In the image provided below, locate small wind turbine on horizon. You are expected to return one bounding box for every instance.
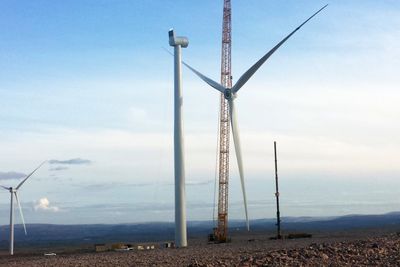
[0,161,46,255]
[181,5,328,231]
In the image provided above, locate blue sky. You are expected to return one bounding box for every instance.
[0,0,400,225]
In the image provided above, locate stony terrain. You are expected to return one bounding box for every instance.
[1,231,400,266]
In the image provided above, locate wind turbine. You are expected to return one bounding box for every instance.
[182,5,328,231]
[169,29,189,248]
[0,161,46,255]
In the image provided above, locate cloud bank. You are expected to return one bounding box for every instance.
[48,158,92,165]
[49,166,69,171]
[0,171,26,180]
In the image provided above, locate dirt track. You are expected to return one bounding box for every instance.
[1,231,400,266]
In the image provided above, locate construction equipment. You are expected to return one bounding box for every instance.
[195,2,328,243]
[208,0,232,243]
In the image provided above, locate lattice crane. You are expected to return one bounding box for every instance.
[211,0,232,243]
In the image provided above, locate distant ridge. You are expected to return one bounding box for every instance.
[1,212,400,248]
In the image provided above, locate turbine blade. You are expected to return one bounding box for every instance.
[228,99,249,231]
[162,46,174,57]
[232,4,328,93]
[1,185,9,190]
[14,192,27,235]
[181,61,226,94]
[163,46,226,93]
[16,161,46,190]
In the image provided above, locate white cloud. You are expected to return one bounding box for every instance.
[34,198,59,212]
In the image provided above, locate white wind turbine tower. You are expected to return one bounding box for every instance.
[169,29,189,247]
[0,161,46,255]
[182,5,328,230]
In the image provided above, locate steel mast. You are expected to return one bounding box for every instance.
[213,0,232,243]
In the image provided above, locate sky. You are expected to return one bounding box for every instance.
[0,0,399,225]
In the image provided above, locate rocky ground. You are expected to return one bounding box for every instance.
[1,231,400,266]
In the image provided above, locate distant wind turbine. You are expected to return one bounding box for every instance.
[181,5,328,230]
[0,161,46,255]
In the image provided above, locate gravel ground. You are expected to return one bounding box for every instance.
[1,232,400,266]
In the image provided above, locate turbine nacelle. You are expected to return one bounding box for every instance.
[169,29,189,48]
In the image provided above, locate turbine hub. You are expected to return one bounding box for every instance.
[224,89,232,100]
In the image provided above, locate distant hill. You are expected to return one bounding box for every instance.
[1,212,400,249]
[251,211,400,231]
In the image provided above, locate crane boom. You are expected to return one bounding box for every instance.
[213,0,232,243]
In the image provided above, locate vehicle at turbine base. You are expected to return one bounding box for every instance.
[44,253,57,256]
[111,243,130,250]
[114,247,133,252]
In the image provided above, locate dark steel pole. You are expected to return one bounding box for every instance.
[274,141,281,239]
